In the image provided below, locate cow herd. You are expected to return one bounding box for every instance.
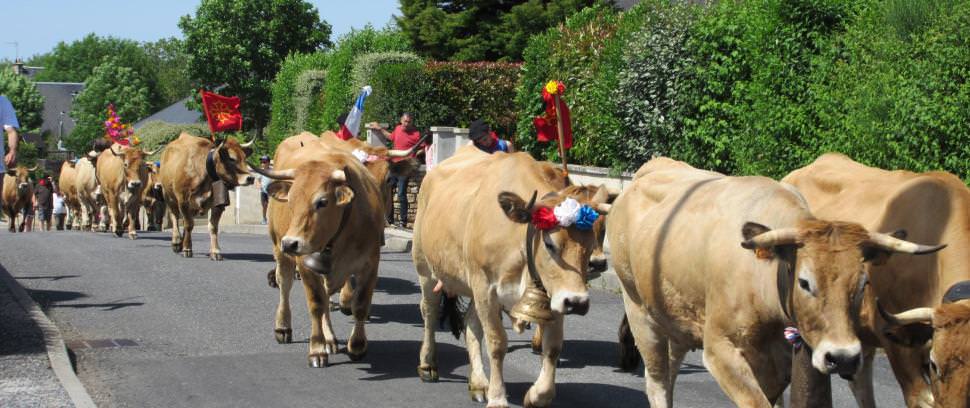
[2,130,968,408]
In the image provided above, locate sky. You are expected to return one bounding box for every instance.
[0,0,401,61]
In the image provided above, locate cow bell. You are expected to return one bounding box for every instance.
[302,248,333,275]
[509,283,553,327]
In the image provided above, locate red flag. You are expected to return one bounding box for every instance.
[201,90,243,135]
[533,80,573,150]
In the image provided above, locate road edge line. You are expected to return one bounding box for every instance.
[0,266,98,408]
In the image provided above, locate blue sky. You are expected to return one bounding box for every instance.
[0,0,401,61]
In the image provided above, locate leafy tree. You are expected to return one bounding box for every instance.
[396,0,607,61]
[66,58,151,153]
[143,38,194,106]
[0,69,45,131]
[178,0,333,137]
[30,34,164,110]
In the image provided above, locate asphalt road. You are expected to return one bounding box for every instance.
[0,230,908,407]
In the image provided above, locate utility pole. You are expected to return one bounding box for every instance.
[4,42,19,61]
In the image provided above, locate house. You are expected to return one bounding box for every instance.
[133,96,203,129]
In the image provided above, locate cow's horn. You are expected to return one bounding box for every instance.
[741,228,800,249]
[26,165,38,172]
[387,149,410,158]
[142,146,162,156]
[526,190,538,211]
[249,166,294,180]
[878,299,934,325]
[867,232,946,255]
[330,169,346,182]
[240,135,256,148]
[87,150,98,159]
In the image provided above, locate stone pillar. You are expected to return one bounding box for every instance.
[366,122,390,147]
[429,126,470,165]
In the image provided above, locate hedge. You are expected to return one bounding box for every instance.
[266,52,329,151]
[136,121,210,160]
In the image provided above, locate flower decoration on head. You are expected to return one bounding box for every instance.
[103,104,135,146]
[531,197,600,231]
[531,207,558,230]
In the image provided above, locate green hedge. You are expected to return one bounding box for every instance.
[136,121,210,160]
[364,61,520,137]
[267,52,329,150]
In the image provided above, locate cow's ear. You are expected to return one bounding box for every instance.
[334,185,354,206]
[883,323,934,348]
[497,191,532,223]
[741,222,775,260]
[267,181,291,202]
[863,229,907,265]
[242,146,253,157]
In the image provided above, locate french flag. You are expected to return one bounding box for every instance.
[338,86,372,140]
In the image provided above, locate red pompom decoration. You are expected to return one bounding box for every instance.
[531,207,558,230]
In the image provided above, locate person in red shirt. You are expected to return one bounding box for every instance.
[367,113,426,228]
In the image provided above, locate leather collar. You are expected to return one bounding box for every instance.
[205,149,221,182]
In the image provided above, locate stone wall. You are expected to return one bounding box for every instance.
[389,168,425,229]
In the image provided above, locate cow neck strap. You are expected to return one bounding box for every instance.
[776,246,798,325]
[323,199,353,253]
[205,149,221,182]
[525,223,544,289]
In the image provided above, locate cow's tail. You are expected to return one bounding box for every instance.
[439,295,467,340]
[618,314,642,371]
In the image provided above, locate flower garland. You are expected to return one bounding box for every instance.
[530,198,599,231]
[103,104,140,146]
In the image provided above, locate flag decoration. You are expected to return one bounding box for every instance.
[103,104,138,146]
[338,86,372,140]
[532,80,573,149]
[200,90,243,135]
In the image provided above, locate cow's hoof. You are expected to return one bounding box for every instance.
[274,328,292,344]
[209,252,223,261]
[469,388,487,403]
[171,243,182,253]
[347,350,367,362]
[339,306,353,316]
[347,336,367,361]
[267,270,278,288]
[181,249,193,258]
[523,388,550,408]
[308,353,328,368]
[417,366,439,383]
[114,229,123,237]
[128,232,137,240]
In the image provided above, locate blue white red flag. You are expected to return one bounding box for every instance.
[341,86,372,139]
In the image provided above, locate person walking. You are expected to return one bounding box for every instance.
[52,185,67,230]
[34,177,53,232]
[255,156,272,224]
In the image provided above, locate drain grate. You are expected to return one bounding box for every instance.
[65,339,139,350]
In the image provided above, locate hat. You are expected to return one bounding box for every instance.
[260,155,270,162]
[469,119,490,141]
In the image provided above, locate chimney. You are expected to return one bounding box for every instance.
[12,58,25,75]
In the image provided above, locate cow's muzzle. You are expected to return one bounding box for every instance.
[127,180,142,190]
[564,297,590,315]
[280,237,305,255]
[813,341,862,376]
[589,256,608,273]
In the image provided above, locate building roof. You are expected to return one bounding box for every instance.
[133,96,202,129]
[34,82,84,147]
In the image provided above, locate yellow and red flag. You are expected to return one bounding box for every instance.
[201,90,243,135]
[533,80,573,149]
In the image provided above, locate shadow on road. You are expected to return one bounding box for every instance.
[14,275,80,281]
[352,339,470,383]
[375,276,420,295]
[504,380,647,407]
[222,253,275,263]
[368,302,422,325]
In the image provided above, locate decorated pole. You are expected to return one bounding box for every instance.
[553,92,568,177]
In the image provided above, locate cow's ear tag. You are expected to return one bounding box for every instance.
[334,185,354,206]
[755,248,774,260]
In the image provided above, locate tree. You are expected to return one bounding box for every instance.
[143,38,193,105]
[178,0,333,137]
[397,0,607,61]
[66,59,151,154]
[30,34,165,111]
[0,69,45,131]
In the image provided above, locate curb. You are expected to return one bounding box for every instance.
[0,266,97,408]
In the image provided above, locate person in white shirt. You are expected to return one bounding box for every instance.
[52,187,67,230]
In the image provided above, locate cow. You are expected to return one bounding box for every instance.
[96,144,157,239]
[158,133,254,260]
[2,165,36,232]
[58,161,82,230]
[783,153,968,407]
[252,132,384,367]
[412,145,610,408]
[609,157,943,408]
[73,153,101,231]
[141,161,165,231]
[879,280,970,408]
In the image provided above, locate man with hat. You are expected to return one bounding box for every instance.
[469,119,512,154]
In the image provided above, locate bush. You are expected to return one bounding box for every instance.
[136,121,210,160]
[267,52,329,150]
[318,26,411,134]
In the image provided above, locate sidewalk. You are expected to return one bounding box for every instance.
[0,262,96,408]
[220,224,623,293]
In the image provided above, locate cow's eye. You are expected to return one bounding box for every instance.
[798,278,811,292]
[315,197,328,209]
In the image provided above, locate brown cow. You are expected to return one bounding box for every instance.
[141,161,165,231]
[58,161,81,230]
[254,132,384,367]
[880,280,970,408]
[2,165,35,232]
[412,145,609,408]
[97,144,156,239]
[158,133,254,260]
[783,153,967,407]
[610,157,943,408]
[73,153,101,231]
